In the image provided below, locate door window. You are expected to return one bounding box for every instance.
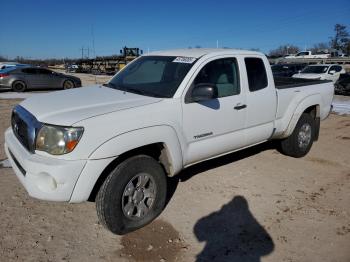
[244,58,268,92]
[36,68,52,75]
[193,58,240,98]
[22,68,37,74]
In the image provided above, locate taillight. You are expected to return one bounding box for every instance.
[0,73,9,78]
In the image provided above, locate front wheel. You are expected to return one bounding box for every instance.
[279,113,315,158]
[96,155,167,235]
[63,80,75,89]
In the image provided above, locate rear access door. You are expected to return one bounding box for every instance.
[241,56,277,144]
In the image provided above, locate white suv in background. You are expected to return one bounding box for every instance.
[292,64,345,82]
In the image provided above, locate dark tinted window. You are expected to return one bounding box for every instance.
[22,68,37,74]
[37,68,52,74]
[297,52,309,56]
[333,66,342,72]
[301,66,329,74]
[194,58,240,97]
[245,58,268,92]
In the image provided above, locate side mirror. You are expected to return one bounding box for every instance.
[329,70,336,75]
[191,83,218,102]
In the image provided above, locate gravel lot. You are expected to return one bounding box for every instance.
[0,73,349,262]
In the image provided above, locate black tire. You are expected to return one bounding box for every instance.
[12,81,26,92]
[280,113,315,158]
[96,155,167,235]
[63,80,75,89]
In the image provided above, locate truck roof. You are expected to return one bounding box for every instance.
[147,48,262,58]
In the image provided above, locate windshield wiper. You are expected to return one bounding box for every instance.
[125,87,165,98]
[104,83,164,98]
[102,82,122,90]
[103,82,116,88]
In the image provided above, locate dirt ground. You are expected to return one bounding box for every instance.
[0,78,349,261]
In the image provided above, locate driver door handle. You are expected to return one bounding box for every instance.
[234,104,247,110]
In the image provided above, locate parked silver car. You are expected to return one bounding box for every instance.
[0,67,82,92]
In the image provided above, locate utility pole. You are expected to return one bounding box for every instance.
[216,40,219,48]
[80,46,84,59]
[91,24,96,58]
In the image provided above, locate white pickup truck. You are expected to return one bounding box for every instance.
[285,51,330,59]
[4,49,334,234]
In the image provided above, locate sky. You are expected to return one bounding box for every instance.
[0,0,349,59]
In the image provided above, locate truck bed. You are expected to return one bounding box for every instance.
[274,76,331,89]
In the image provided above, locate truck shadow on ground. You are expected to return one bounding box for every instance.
[193,196,274,262]
[166,141,278,204]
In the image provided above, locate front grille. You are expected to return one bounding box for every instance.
[12,111,30,150]
[11,105,42,153]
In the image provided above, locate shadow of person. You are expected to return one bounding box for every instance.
[194,196,274,262]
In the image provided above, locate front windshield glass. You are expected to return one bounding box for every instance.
[107,56,196,98]
[301,66,329,74]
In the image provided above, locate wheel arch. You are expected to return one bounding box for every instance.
[11,79,27,89]
[87,142,173,202]
[71,126,183,203]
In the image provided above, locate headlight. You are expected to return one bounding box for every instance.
[36,125,84,155]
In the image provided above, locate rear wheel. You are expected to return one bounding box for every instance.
[280,113,315,158]
[63,80,75,89]
[12,81,26,92]
[96,155,167,235]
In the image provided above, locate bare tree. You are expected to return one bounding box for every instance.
[330,24,349,52]
[268,45,300,57]
[310,42,330,53]
[0,55,7,62]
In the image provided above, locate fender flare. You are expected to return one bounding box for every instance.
[88,125,183,173]
[281,94,320,138]
[69,125,183,203]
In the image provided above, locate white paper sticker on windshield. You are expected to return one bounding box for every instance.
[173,57,196,64]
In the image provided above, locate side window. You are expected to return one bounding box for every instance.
[297,52,308,56]
[22,68,37,74]
[193,58,240,98]
[335,66,342,72]
[244,58,268,92]
[37,69,52,75]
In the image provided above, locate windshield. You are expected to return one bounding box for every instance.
[106,56,196,98]
[301,66,329,74]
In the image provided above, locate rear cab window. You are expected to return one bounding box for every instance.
[244,57,268,92]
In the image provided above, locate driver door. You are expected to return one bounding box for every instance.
[182,57,247,165]
[35,68,56,89]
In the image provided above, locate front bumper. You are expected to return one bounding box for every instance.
[4,128,86,202]
[0,84,11,89]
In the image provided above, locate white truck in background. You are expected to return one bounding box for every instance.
[4,48,334,235]
[285,51,330,59]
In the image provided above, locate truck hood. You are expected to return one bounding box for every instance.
[292,73,323,79]
[20,85,163,126]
